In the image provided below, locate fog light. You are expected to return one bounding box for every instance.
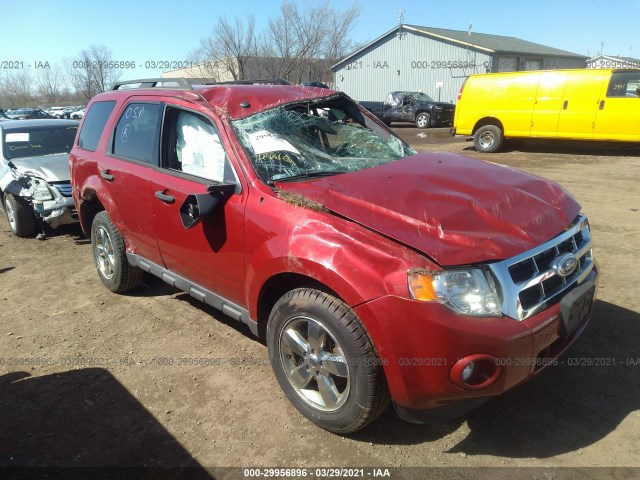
[461,362,475,382]
[450,354,502,390]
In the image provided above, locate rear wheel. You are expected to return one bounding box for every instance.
[3,193,37,237]
[474,125,504,153]
[267,288,389,433]
[91,211,143,292]
[415,112,431,129]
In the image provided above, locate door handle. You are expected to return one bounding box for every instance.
[562,100,568,110]
[155,191,175,204]
[599,100,605,110]
[100,170,114,181]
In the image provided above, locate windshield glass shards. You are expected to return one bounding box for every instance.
[231,97,416,184]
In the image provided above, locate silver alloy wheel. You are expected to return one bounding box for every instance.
[416,114,429,128]
[279,316,350,412]
[94,225,115,279]
[478,130,496,149]
[4,197,16,231]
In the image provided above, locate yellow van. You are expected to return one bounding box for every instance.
[452,69,640,152]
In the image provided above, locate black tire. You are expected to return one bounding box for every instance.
[3,193,37,237]
[91,211,143,292]
[415,112,431,129]
[474,125,504,153]
[267,288,390,433]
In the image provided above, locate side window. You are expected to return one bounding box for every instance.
[112,103,160,164]
[77,101,116,151]
[162,108,227,183]
[607,71,640,98]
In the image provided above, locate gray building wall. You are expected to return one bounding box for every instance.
[334,30,585,104]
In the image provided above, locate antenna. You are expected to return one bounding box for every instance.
[396,8,406,39]
[468,21,472,37]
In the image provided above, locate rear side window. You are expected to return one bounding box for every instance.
[77,101,116,151]
[607,71,640,98]
[112,103,160,164]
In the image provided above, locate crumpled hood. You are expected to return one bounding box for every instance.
[276,153,581,266]
[11,154,70,182]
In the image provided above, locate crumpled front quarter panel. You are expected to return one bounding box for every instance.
[243,186,431,318]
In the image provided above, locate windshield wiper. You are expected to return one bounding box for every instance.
[272,171,344,182]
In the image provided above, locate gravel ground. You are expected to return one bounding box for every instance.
[0,128,638,479]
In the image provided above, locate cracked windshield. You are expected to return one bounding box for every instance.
[232,97,416,184]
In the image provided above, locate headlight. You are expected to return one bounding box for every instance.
[30,178,54,201]
[408,268,502,316]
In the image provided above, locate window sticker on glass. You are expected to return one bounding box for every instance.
[248,130,300,155]
[6,133,30,142]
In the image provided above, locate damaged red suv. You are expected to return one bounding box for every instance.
[70,78,598,433]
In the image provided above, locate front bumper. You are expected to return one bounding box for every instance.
[430,110,455,127]
[353,267,598,422]
[33,196,78,228]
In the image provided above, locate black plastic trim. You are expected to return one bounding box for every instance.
[393,397,490,424]
[126,253,258,336]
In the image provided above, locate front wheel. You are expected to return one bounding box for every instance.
[3,193,37,237]
[474,125,504,153]
[415,112,431,129]
[267,289,389,433]
[91,211,143,292]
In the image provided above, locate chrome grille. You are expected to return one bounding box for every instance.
[51,183,73,197]
[489,215,594,320]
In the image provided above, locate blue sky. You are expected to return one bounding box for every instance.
[2,0,638,81]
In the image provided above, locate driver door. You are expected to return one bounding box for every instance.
[151,105,247,306]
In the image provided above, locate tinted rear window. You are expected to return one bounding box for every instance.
[3,126,78,160]
[112,103,160,164]
[77,101,116,151]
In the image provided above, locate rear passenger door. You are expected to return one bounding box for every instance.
[101,100,164,265]
[150,105,247,307]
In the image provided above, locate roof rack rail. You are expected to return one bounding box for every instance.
[110,77,292,91]
[205,78,291,86]
[111,78,193,90]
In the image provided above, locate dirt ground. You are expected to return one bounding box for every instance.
[0,128,638,479]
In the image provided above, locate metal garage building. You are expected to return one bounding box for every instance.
[332,25,588,104]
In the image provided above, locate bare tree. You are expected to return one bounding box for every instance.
[36,65,65,106]
[0,70,35,108]
[261,1,359,83]
[65,45,122,102]
[197,16,258,81]
[193,1,359,84]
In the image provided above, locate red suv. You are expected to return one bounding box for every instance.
[70,78,598,433]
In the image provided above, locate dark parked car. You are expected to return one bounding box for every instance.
[0,119,80,236]
[301,81,331,89]
[7,108,56,120]
[69,78,596,433]
[362,91,455,128]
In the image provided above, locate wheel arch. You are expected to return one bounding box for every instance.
[78,190,105,237]
[255,272,343,340]
[472,117,504,135]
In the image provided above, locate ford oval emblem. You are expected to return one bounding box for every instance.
[552,253,578,278]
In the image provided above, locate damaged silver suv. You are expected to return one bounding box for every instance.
[0,119,79,237]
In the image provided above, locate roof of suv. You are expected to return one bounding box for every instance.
[90,83,339,121]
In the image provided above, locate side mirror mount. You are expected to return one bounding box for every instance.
[179,182,236,229]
